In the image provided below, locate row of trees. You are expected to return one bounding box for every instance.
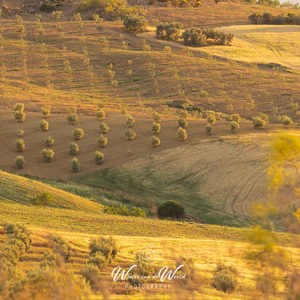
[249,13,300,25]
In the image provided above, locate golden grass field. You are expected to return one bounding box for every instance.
[198,25,300,71]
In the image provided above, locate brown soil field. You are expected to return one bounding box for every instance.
[0,109,262,180]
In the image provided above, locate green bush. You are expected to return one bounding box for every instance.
[47,235,72,262]
[71,157,81,172]
[99,122,110,134]
[97,134,108,148]
[152,111,161,123]
[126,115,136,128]
[151,136,161,147]
[14,103,24,112]
[17,129,24,137]
[14,110,26,122]
[125,128,137,140]
[205,124,213,135]
[258,112,269,124]
[39,119,49,132]
[81,264,101,290]
[89,236,118,263]
[123,15,147,33]
[69,142,79,156]
[41,105,51,118]
[15,139,25,152]
[178,118,188,129]
[152,122,161,134]
[231,113,241,123]
[41,149,54,162]
[96,109,106,121]
[212,263,238,293]
[88,252,108,269]
[252,116,266,129]
[31,192,55,206]
[94,151,104,165]
[45,136,55,147]
[207,113,216,125]
[230,121,240,132]
[15,156,25,169]
[177,127,187,141]
[156,22,183,41]
[282,115,294,126]
[67,113,79,125]
[73,128,85,140]
[157,200,185,219]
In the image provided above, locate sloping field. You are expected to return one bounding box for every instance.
[0,170,102,211]
[145,3,300,27]
[0,20,300,119]
[0,222,299,299]
[199,25,300,71]
[77,131,300,226]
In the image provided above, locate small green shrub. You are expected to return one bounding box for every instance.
[17,129,24,137]
[15,156,25,169]
[178,118,188,129]
[152,111,161,123]
[97,134,108,148]
[94,151,104,165]
[73,128,85,140]
[123,15,147,33]
[81,264,101,290]
[88,252,108,269]
[47,235,72,262]
[45,136,55,147]
[230,121,240,132]
[151,136,161,147]
[231,113,241,123]
[212,263,238,293]
[39,119,49,131]
[14,111,26,122]
[207,113,216,125]
[205,124,213,135]
[156,22,183,41]
[71,157,81,173]
[69,142,79,156]
[89,236,118,263]
[125,128,137,140]
[152,122,161,134]
[31,192,55,206]
[15,139,25,152]
[41,105,51,118]
[157,200,185,219]
[14,103,24,112]
[177,127,187,141]
[41,149,54,162]
[258,112,269,124]
[96,109,106,121]
[126,115,136,128]
[253,117,266,129]
[99,122,109,134]
[67,113,79,125]
[282,115,294,126]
